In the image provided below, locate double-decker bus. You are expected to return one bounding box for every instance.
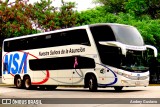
[1,23,158,91]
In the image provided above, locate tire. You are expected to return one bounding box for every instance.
[15,77,23,89]
[88,75,97,92]
[114,86,123,92]
[24,76,32,90]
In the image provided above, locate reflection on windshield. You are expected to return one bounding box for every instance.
[121,50,149,71]
[111,25,144,46]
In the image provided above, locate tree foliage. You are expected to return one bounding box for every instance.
[58,0,77,29]
[30,0,77,31]
[125,0,147,16]
[94,0,160,19]
[146,0,160,19]
[30,0,56,31]
[0,0,37,38]
[93,0,127,14]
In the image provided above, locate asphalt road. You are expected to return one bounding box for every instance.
[0,86,160,107]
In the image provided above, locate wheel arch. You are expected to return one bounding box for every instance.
[84,71,98,88]
[23,74,31,81]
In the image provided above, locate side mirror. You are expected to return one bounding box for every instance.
[145,45,158,57]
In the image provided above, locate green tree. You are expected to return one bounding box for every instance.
[0,0,38,37]
[0,0,37,50]
[124,0,160,18]
[58,0,77,29]
[30,0,56,31]
[31,0,77,31]
[93,0,127,14]
[77,7,106,25]
[94,0,160,19]
[125,0,147,16]
[146,0,160,19]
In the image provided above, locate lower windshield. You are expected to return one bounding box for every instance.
[121,50,149,71]
[96,45,149,72]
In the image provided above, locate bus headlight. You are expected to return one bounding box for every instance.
[121,80,128,84]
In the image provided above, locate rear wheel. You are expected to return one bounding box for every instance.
[88,75,97,92]
[24,76,32,90]
[15,77,23,88]
[114,86,123,92]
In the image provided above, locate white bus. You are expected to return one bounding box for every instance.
[2,23,158,91]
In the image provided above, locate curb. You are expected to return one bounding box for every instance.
[149,84,160,86]
[0,77,14,86]
[0,84,14,86]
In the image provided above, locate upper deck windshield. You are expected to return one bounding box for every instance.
[90,24,149,72]
[111,24,144,46]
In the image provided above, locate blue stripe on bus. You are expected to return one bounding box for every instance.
[96,63,118,86]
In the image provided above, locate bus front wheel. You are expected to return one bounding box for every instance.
[24,76,32,90]
[88,75,97,92]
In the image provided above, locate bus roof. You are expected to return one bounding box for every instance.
[89,23,133,27]
[3,25,88,42]
[3,23,133,42]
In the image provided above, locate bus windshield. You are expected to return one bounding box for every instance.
[90,24,149,72]
[120,50,149,72]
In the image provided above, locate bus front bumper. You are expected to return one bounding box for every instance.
[120,80,149,87]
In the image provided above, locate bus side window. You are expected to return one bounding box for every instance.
[4,41,8,52]
[75,56,95,69]
[90,25,116,42]
[64,29,91,46]
[29,56,95,70]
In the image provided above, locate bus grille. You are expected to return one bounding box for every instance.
[129,76,148,80]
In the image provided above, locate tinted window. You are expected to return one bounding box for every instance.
[90,25,120,66]
[97,45,122,67]
[4,29,91,52]
[89,24,145,68]
[90,25,116,41]
[29,56,95,70]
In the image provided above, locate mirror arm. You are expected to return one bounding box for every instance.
[145,45,158,57]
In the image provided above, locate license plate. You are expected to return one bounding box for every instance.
[135,81,140,85]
